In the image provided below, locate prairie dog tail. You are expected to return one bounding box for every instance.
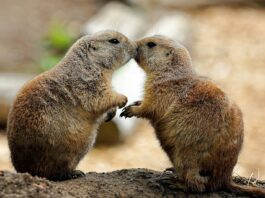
[226,182,265,198]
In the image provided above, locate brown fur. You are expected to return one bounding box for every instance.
[121,35,265,197]
[7,30,136,181]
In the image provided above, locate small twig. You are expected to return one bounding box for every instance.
[253,169,260,185]
[247,172,254,186]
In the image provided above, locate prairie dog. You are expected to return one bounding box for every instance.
[7,30,136,181]
[121,36,265,197]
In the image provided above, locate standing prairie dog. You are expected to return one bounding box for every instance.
[121,36,265,197]
[7,30,136,181]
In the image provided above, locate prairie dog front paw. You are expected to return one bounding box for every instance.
[120,101,142,118]
[117,95,128,109]
[120,106,135,118]
[105,108,117,122]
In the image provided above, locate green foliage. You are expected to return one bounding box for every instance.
[39,21,75,72]
[40,55,62,71]
[47,22,74,51]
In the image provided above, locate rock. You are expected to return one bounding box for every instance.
[0,73,33,128]
[145,12,193,50]
[0,169,264,197]
[82,1,147,39]
[0,171,67,198]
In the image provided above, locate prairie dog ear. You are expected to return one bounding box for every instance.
[88,41,97,51]
[165,48,174,57]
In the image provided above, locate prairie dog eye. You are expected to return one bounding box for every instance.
[147,42,157,48]
[109,39,120,44]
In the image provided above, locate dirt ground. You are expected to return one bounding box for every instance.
[0,0,265,182]
[1,169,265,198]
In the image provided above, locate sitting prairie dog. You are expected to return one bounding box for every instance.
[121,36,265,197]
[7,30,136,181]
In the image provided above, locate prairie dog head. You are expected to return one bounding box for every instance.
[135,35,193,75]
[78,30,137,70]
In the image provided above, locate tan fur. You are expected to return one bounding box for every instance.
[7,30,136,181]
[121,35,265,197]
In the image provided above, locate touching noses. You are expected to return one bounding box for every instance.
[129,41,138,58]
[136,46,140,53]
